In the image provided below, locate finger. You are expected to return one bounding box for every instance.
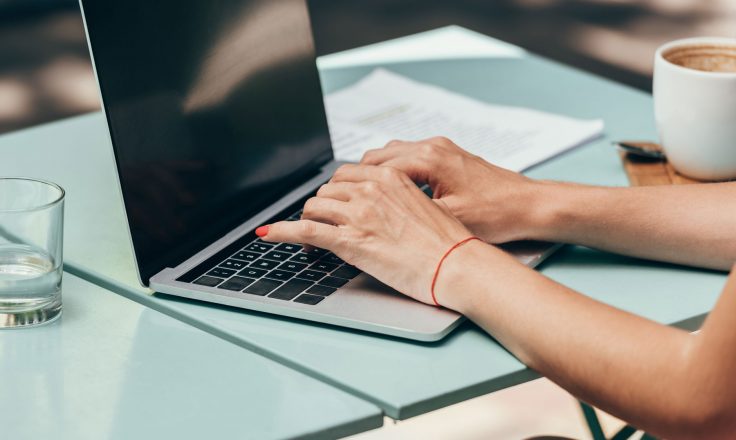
[260,220,340,250]
[360,141,415,165]
[301,197,351,225]
[331,164,408,184]
[316,182,356,202]
[385,139,412,148]
[360,148,396,165]
[378,156,433,185]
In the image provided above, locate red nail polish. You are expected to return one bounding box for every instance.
[255,225,269,237]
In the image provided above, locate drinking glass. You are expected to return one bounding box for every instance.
[0,178,64,328]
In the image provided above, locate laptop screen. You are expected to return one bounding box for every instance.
[81,0,333,283]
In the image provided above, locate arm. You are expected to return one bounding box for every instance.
[258,161,736,439]
[362,137,736,271]
[438,243,736,439]
[532,182,736,271]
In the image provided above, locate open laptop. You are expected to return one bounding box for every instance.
[79,0,559,341]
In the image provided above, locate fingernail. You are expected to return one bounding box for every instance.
[255,225,269,237]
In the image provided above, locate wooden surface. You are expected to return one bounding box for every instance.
[619,143,701,186]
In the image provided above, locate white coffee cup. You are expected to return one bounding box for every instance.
[654,37,736,181]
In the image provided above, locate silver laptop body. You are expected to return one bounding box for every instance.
[80,0,559,341]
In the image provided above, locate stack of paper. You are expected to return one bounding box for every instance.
[324,69,604,171]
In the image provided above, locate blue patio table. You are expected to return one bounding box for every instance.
[0,273,381,439]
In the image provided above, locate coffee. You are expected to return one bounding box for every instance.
[663,44,736,73]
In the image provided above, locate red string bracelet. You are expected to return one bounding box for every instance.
[430,236,481,307]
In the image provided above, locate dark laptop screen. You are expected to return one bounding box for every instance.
[81,0,333,283]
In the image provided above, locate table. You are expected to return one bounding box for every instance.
[0,273,382,439]
[0,26,726,420]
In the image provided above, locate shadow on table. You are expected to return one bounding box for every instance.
[541,244,726,276]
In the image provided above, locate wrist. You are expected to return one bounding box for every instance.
[527,180,589,242]
[434,240,511,314]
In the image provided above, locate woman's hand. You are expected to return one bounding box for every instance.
[258,164,474,305]
[361,136,552,244]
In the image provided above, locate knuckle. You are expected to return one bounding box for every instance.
[430,136,452,146]
[302,197,319,215]
[298,220,318,239]
[361,181,381,196]
[386,139,402,147]
[380,166,400,181]
[333,165,350,179]
[419,142,437,157]
[316,184,329,197]
[362,150,376,161]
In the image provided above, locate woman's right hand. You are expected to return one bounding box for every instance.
[360,136,554,244]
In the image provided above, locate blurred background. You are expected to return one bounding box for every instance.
[0,0,734,135]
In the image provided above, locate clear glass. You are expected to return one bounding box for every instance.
[0,178,64,328]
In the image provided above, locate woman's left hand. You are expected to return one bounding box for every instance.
[258,164,474,305]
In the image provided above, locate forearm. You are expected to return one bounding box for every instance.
[527,182,736,271]
[438,242,735,438]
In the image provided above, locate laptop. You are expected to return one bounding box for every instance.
[79,0,560,341]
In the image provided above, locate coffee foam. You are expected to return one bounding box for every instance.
[664,44,736,73]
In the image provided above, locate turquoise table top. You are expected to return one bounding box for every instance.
[0,273,381,439]
[0,27,726,419]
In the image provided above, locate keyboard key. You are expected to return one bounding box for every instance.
[268,279,313,300]
[296,270,326,282]
[321,253,344,264]
[332,265,361,279]
[218,276,255,291]
[207,267,236,278]
[320,276,349,288]
[193,275,223,287]
[294,294,325,305]
[310,261,338,273]
[245,242,273,253]
[290,253,320,264]
[265,269,296,281]
[275,243,302,253]
[244,279,282,296]
[306,285,337,296]
[220,259,247,270]
[232,250,259,262]
[305,247,327,257]
[263,251,290,262]
[238,267,268,278]
[278,261,308,272]
[250,259,280,270]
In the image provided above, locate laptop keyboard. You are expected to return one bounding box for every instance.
[187,208,361,306]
